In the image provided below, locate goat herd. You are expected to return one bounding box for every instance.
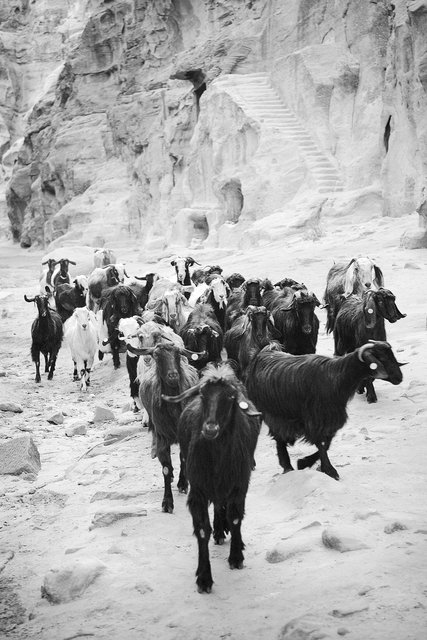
[24,249,406,593]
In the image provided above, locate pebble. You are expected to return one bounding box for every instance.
[0,402,23,413]
[47,412,64,425]
[93,406,115,422]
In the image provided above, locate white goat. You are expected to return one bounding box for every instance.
[64,307,98,391]
[93,248,117,269]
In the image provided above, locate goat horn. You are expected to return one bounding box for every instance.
[126,344,155,356]
[69,260,77,265]
[162,384,202,403]
[134,276,146,280]
[124,269,130,278]
[357,342,375,361]
[397,362,408,367]
[24,294,35,302]
[181,347,206,361]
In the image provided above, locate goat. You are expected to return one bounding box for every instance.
[334,288,406,403]
[271,288,320,355]
[324,256,384,333]
[274,277,306,291]
[150,288,192,333]
[52,258,77,290]
[125,342,200,513]
[225,278,263,330]
[87,265,120,312]
[24,293,63,383]
[93,248,117,269]
[197,274,230,331]
[98,285,141,368]
[180,303,223,371]
[64,307,98,391]
[39,258,57,294]
[171,256,200,299]
[54,275,89,323]
[225,273,246,292]
[162,363,261,593]
[128,272,158,310]
[246,341,404,480]
[224,305,278,381]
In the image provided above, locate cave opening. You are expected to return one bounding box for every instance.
[384,116,392,153]
[191,213,209,243]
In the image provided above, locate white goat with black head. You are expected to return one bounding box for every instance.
[324,256,384,333]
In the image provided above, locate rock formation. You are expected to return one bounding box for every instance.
[0,0,426,251]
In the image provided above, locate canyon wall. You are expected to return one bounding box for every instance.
[0,0,426,253]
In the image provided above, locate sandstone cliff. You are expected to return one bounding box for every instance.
[0,0,426,252]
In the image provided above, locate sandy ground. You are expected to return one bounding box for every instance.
[0,215,426,640]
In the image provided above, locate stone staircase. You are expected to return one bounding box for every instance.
[214,73,344,194]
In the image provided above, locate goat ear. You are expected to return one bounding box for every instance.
[343,262,357,297]
[69,260,77,265]
[171,260,176,266]
[373,265,384,288]
[236,391,262,417]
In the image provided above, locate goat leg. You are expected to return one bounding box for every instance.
[274,437,294,473]
[365,378,377,404]
[227,499,245,570]
[297,451,320,470]
[177,450,188,494]
[44,353,49,373]
[47,349,59,380]
[213,504,228,545]
[73,361,79,381]
[317,440,339,480]
[188,488,213,593]
[158,444,174,513]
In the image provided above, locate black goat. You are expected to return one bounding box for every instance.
[246,341,404,480]
[180,303,223,371]
[126,342,200,513]
[224,305,278,381]
[54,276,88,323]
[225,273,246,292]
[131,272,158,310]
[162,363,261,593]
[99,285,141,368]
[272,288,320,355]
[52,258,76,290]
[274,277,306,291]
[87,265,120,311]
[324,256,384,333]
[24,293,63,383]
[225,278,263,330]
[334,288,406,403]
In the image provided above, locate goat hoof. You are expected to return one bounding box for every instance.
[229,559,244,570]
[162,502,174,514]
[214,536,225,545]
[47,374,53,380]
[196,579,213,594]
[367,396,377,404]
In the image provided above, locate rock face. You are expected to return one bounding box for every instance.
[0,0,426,250]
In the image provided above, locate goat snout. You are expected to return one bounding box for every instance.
[364,282,371,288]
[302,324,312,334]
[202,422,220,440]
[166,371,179,385]
[81,323,87,330]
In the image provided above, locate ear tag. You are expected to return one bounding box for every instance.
[191,354,199,361]
[239,401,249,410]
[367,308,374,314]
[370,362,378,370]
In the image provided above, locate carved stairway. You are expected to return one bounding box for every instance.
[215,73,344,194]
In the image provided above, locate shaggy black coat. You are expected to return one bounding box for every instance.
[25,294,63,383]
[54,281,87,323]
[246,341,403,480]
[99,285,141,368]
[180,303,223,371]
[169,364,260,593]
[334,288,406,403]
[224,278,263,330]
[138,342,199,513]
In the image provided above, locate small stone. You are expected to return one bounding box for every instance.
[90,490,146,503]
[322,527,369,553]
[93,406,115,422]
[89,505,148,530]
[103,423,143,442]
[337,627,350,635]
[331,603,369,617]
[384,521,408,534]
[47,412,64,425]
[403,261,422,269]
[0,402,23,413]
[41,557,107,604]
[65,420,88,437]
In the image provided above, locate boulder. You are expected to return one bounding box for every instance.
[0,402,23,413]
[41,557,107,604]
[0,437,41,476]
[89,505,148,530]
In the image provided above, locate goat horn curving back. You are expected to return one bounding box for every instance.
[162,384,202,403]
[24,294,35,302]
[134,275,146,280]
[126,344,155,356]
[357,342,376,361]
